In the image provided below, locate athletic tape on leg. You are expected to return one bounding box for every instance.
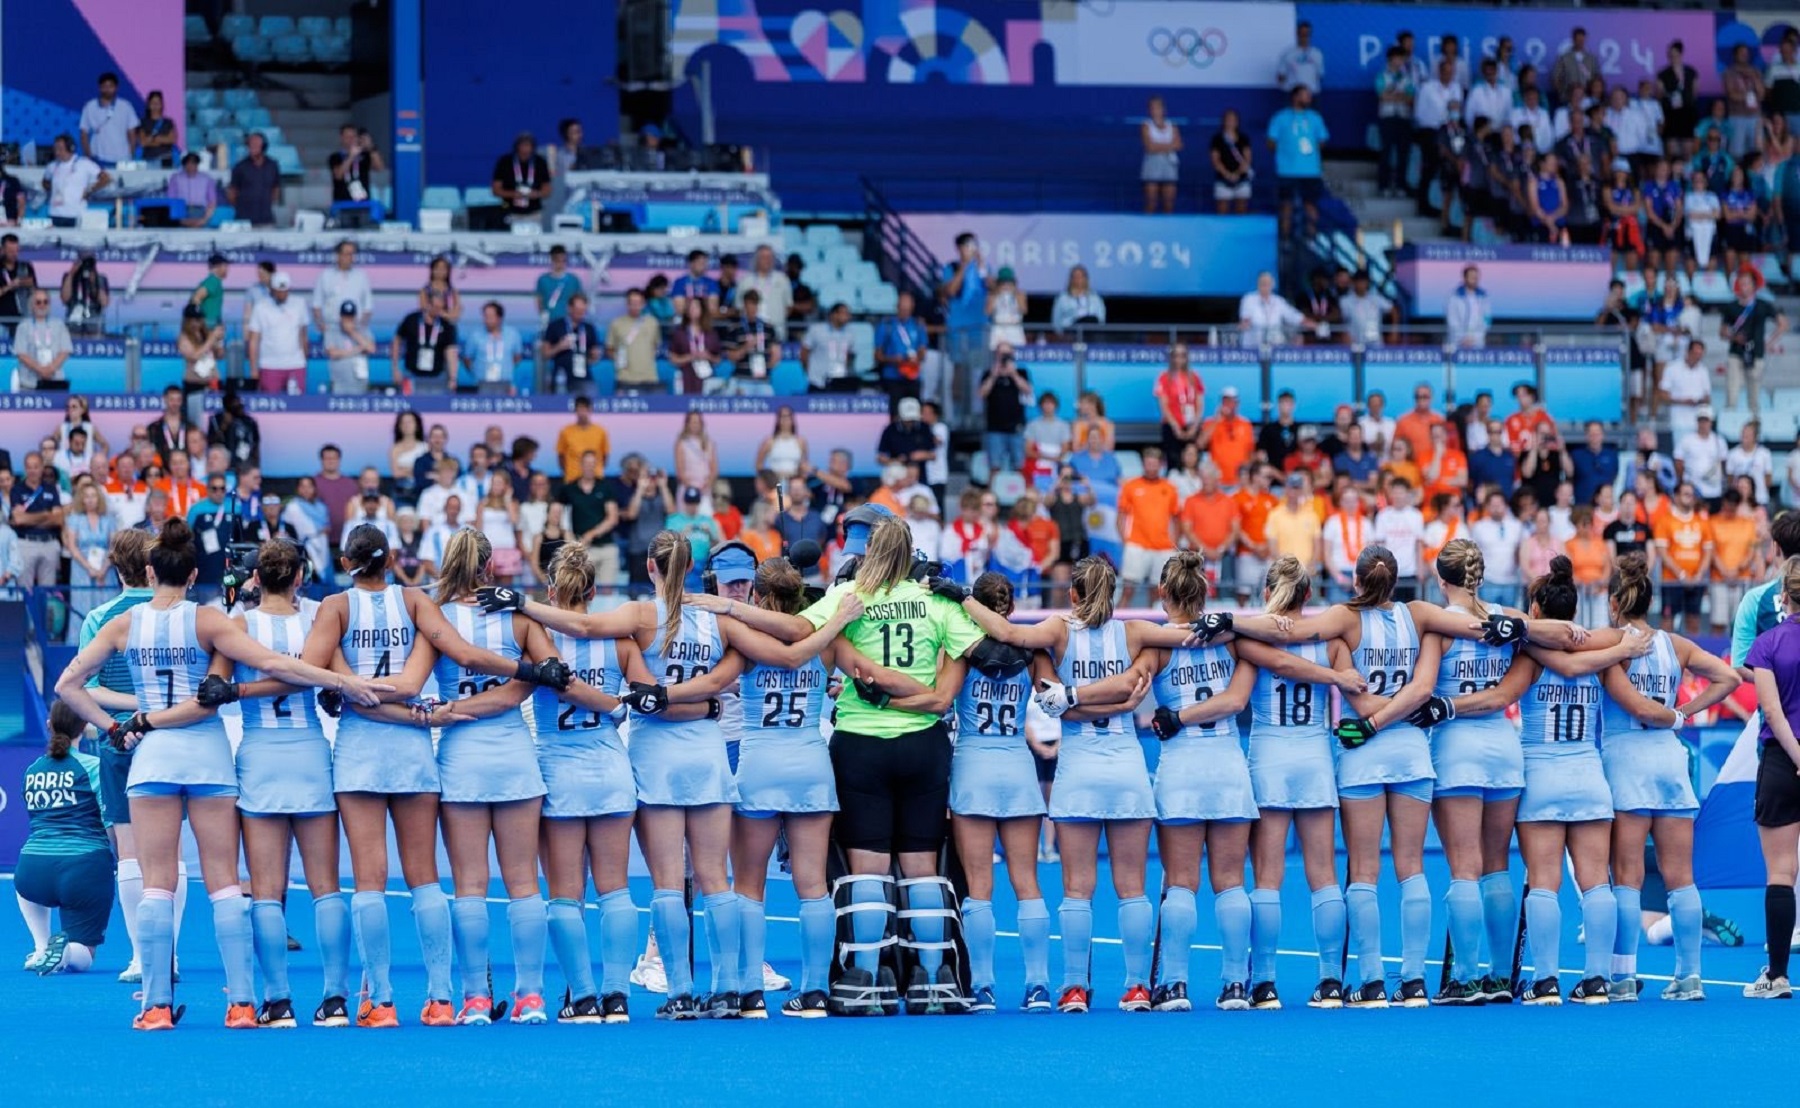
[829,873,898,1014]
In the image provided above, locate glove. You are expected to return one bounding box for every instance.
[968,637,1032,680]
[317,688,344,718]
[196,674,240,707]
[476,586,526,615]
[1334,716,1377,750]
[1151,707,1183,741]
[927,576,967,604]
[1034,680,1077,719]
[1188,611,1234,644]
[516,658,573,691]
[1405,695,1456,729]
[107,712,153,751]
[853,675,892,709]
[706,699,723,720]
[622,682,670,715]
[1481,613,1528,646]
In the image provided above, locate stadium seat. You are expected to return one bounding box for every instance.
[846,321,875,368]
[422,186,465,212]
[803,224,843,247]
[463,186,501,209]
[220,13,254,38]
[297,15,332,36]
[990,471,1027,508]
[185,15,210,43]
[206,126,246,150]
[779,225,807,253]
[334,16,351,35]
[271,33,312,65]
[208,204,236,228]
[187,88,217,109]
[269,143,304,174]
[232,34,272,64]
[1114,451,1144,481]
[236,106,273,129]
[221,88,260,110]
[314,34,351,64]
[967,451,991,488]
[192,107,226,130]
[770,361,807,396]
[259,15,296,36]
[856,283,899,314]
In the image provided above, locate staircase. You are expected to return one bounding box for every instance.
[1326,157,1442,252]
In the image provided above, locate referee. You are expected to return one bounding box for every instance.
[1742,554,1800,999]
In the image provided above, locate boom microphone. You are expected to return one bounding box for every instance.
[789,539,823,572]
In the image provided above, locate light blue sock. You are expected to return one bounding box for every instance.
[702,891,741,994]
[1346,882,1383,987]
[213,891,255,1004]
[849,880,888,973]
[962,898,995,989]
[1017,898,1051,988]
[1446,879,1484,982]
[1525,888,1560,985]
[1311,886,1347,982]
[738,896,767,992]
[1215,887,1251,987]
[597,889,637,997]
[1158,887,1198,985]
[907,881,947,974]
[1399,874,1430,982]
[410,884,453,1002]
[313,892,352,1001]
[798,896,835,994]
[1478,872,1515,977]
[251,899,290,1001]
[451,896,491,1000]
[507,895,547,997]
[1249,888,1282,984]
[547,898,596,1000]
[1060,898,1093,989]
[1579,884,1617,981]
[650,888,694,996]
[1119,895,1154,986]
[1612,884,1643,977]
[138,890,175,1009]
[351,891,392,1004]
[1668,884,1703,980]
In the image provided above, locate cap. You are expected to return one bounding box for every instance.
[339,299,358,317]
[840,502,897,558]
[1285,472,1308,489]
[1298,426,1318,441]
[682,486,703,504]
[1220,385,1240,399]
[1611,157,1632,174]
[707,541,758,585]
[270,272,292,290]
[1696,405,1715,421]
[996,266,1016,283]
[641,123,663,139]
[897,397,922,420]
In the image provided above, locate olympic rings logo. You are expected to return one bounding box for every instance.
[1146,27,1228,69]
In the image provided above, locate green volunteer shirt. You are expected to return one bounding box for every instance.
[802,578,984,738]
[196,273,225,329]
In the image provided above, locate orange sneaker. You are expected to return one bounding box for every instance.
[420,999,456,1027]
[132,1004,178,1031]
[510,992,548,1025]
[1056,985,1091,1014]
[225,1002,258,1029]
[1118,984,1153,1012]
[358,1001,400,1028]
[456,996,494,1026]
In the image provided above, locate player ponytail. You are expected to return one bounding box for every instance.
[1347,544,1397,611]
[1608,551,1655,620]
[46,701,85,760]
[971,571,1015,618]
[649,529,692,654]
[853,516,915,596]
[1782,555,1800,608]
[1262,554,1311,615]
[341,523,393,580]
[1529,554,1579,621]
[753,557,807,616]
[1069,556,1116,629]
[1159,550,1209,621]
[434,527,493,603]
[147,516,198,586]
[547,542,596,611]
[254,540,304,596]
[110,528,152,589]
[1435,537,1488,621]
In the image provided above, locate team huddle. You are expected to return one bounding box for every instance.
[15,494,1800,1032]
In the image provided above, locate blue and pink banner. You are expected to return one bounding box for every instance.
[1393,243,1613,322]
[1,0,184,148]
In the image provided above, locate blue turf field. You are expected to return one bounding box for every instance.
[0,849,1787,1106]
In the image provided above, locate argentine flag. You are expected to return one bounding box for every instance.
[1694,715,1766,889]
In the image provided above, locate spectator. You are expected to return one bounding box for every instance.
[1569,420,1619,506]
[1467,489,1524,607]
[51,429,96,489]
[188,253,229,333]
[801,301,858,393]
[1023,392,1073,480]
[1286,426,1330,479]
[670,249,720,320]
[1415,60,1461,216]
[1117,447,1180,607]
[313,444,359,542]
[600,289,655,393]
[503,433,539,500]
[1466,419,1514,500]
[0,234,36,333]
[806,447,863,524]
[715,254,741,320]
[1465,58,1509,129]
[1258,388,1301,470]
[1525,152,1569,243]
[1655,481,1713,634]
[559,450,621,586]
[1376,478,1427,600]
[1674,407,1729,510]
[328,123,383,205]
[242,271,306,393]
[1276,20,1323,93]
[723,289,778,394]
[783,254,817,324]
[157,450,205,520]
[1727,420,1775,506]
[1266,471,1324,581]
[1657,338,1711,445]
[938,232,989,379]
[1139,95,1183,215]
[463,300,522,395]
[1179,460,1240,585]
[164,152,218,227]
[418,254,462,325]
[1444,264,1490,348]
[1374,47,1417,198]
[174,304,223,427]
[1711,486,1761,633]
[1238,271,1310,347]
[227,132,281,227]
[986,267,1027,351]
[311,240,372,334]
[418,495,467,579]
[1721,166,1761,277]
[875,290,929,406]
[1152,343,1204,463]
[1563,155,1604,247]
[8,453,64,585]
[1769,31,1800,140]
[415,457,461,528]
[1392,382,1445,464]
[877,396,937,474]
[281,476,329,572]
[338,490,400,552]
[1509,87,1553,158]
[1432,33,1470,90]
[78,72,138,166]
[241,260,276,331]
[324,300,376,394]
[1419,421,1468,507]
[754,406,810,482]
[667,297,722,396]
[1502,382,1556,453]
[1658,41,1701,161]
[1518,426,1573,507]
[453,444,499,509]
[1434,104,1472,237]
[1198,386,1256,491]
[1268,85,1329,237]
[739,245,794,340]
[1550,27,1599,108]
[13,289,71,390]
[673,411,719,508]
[58,252,108,336]
[103,450,147,526]
[145,386,188,470]
[1684,166,1722,272]
[1071,390,1115,457]
[775,476,828,553]
[535,245,583,324]
[1721,272,1789,418]
[1210,109,1254,215]
[1640,160,1685,278]
[1605,486,1652,559]
[1329,419,1379,495]
[977,345,1033,474]
[136,89,177,166]
[491,132,551,220]
[203,394,258,476]
[1722,44,1766,159]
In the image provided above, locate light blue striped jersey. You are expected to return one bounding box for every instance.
[1056,618,1131,742]
[341,584,415,680]
[433,601,519,699]
[1520,666,1603,746]
[536,630,621,737]
[234,607,319,729]
[1602,629,1681,734]
[954,665,1032,751]
[21,751,108,856]
[642,599,722,685]
[738,656,830,738]
[1153,642,1239,740]
[125,601,208,713]
[1250,640,1330,731]
[82,587,155,723]
[1354,603,1419,699]
[1434,605,1514,700]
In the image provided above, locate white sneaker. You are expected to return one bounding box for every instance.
[1743,968,1793,999]
[1660,975,1705,1001]
[630,954,668,994]
[117,958,142,984]
[23,950,45,971]
[762,962,792,992]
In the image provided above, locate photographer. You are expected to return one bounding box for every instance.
[1045,464,1093,605]
[60,253,109,337]
[977,343,1033,475]
[618,453,674,596]
[185,472,241,600]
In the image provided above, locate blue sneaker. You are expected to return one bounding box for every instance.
[1021,984,1052,1014]
[971,985,996,1013]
